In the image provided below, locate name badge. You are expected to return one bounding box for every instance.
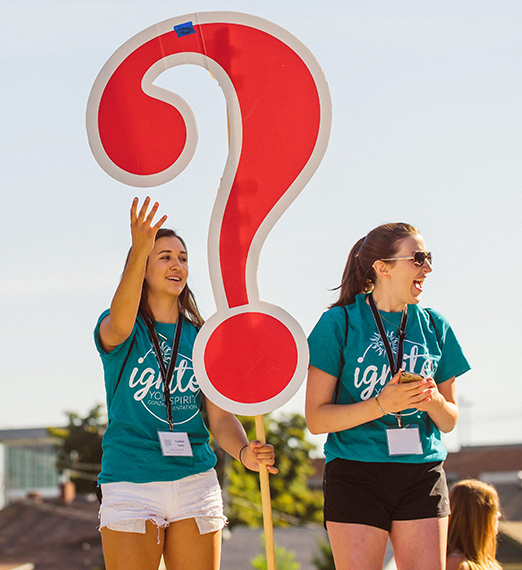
[386,427,422,456]
[158,431,193,457]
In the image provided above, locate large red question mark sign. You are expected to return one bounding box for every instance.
[86,12,332,415]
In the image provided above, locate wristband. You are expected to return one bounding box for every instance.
[239,444,248,466]
[375,395,387,416]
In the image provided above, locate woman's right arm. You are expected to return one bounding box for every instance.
[305,365,384,435]
[98,197,167,352]
[305,366,435,435]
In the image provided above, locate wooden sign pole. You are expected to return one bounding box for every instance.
[255,414,276,570]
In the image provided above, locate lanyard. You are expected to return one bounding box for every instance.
[368,293,408,427]
[368,293,408,376]
[146,318,183,431]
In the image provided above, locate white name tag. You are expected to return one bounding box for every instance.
[386,427,423,456]
[158,431,193,457]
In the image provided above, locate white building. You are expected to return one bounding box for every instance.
[0,428,60,509]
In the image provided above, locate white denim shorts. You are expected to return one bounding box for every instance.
[99,469,227,535]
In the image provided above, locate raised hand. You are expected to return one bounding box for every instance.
[129,196,168,260]
[99,197,168,351]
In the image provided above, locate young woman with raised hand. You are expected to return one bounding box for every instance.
[94,197,277,570]
[447,479,502,570]
[305,222,470,570]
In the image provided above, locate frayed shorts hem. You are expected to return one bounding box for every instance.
[102,515,226,535]
[98,469,227,536]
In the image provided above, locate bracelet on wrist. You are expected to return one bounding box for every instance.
[239,444,248,466]
[375,395,387,417]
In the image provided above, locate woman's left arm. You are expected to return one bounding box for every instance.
[417,376,459,433]
[205,398,278,474]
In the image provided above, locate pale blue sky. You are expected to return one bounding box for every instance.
[1,0,521,452]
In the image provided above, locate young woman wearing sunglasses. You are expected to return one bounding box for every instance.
[306,222,470,570]
[94,198,277,570]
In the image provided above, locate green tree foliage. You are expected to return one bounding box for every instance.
[222,413,323,528]
[49,405,106,493]
[251,535,301,570]
[312,537,335,570]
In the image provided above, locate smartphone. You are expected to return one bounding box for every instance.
[400,371,423,383]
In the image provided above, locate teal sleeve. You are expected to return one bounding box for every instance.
[307,307,347,378]
[427,309,471,383]
[94,309,134,360]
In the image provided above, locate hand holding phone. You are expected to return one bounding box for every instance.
[400,371,424,383]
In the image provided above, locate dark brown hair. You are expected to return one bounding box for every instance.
[331,222,419,308]
[125,229,205,329]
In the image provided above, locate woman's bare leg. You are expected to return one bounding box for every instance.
[390,517,448,570]
[163,518,221,570]
[326,521,389,570]
[101,520,164,570]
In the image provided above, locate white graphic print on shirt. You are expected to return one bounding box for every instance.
[127,338,200,426]
[354,331,436,401]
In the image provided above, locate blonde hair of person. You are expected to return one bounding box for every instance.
[447,479,502,570]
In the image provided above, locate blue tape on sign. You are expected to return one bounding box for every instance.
[174,22,196,38]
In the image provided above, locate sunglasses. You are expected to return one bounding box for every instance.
[381,251,432,267]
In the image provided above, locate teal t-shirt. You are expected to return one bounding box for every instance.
[308,294,471,464]
[94,310,216,484]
